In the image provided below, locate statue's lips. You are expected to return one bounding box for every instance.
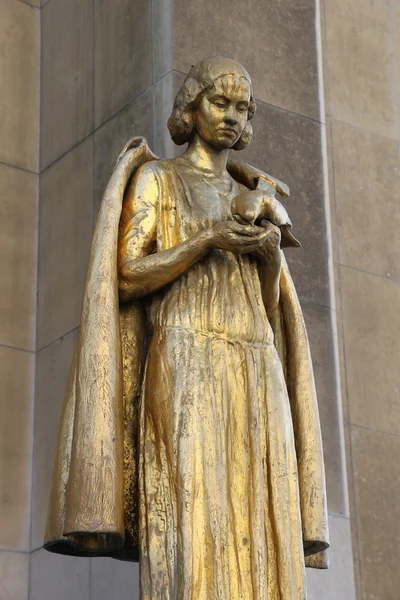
[218,127,237,135]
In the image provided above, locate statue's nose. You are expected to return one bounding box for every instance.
[224,115,238,126]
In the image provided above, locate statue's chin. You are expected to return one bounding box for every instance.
[207,137,238,152]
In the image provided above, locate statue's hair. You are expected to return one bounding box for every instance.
[167,57,257,151]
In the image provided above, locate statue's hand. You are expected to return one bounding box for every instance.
[231,190,264,226]
[232,190,301,249]
[208,220,273,255]
[251,220,282,261]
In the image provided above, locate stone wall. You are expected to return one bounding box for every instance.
[3,0,398,597]
[0,0,39,598]
[322,0,400,598]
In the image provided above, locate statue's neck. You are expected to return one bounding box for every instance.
[182,134,230,178]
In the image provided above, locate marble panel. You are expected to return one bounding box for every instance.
[94,0,152,128]
[91,558,139,600]
[332,121,400,282]
[352,426,400,599]
[0,0,39,172]
[0,551,29,600]
[325,0,396,138]
[30,549,90,600]
[38,138,93,349]
[0,347,34,551]
[41,0,93,169]
[341,267,400,435]
[0,164,38,351]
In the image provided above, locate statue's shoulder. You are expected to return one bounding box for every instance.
[135,155,187,183]
[131,157,167,186]
[134,156,174,178]
[128,157,181,199]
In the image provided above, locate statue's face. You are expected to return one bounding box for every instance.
[195,74,251,150]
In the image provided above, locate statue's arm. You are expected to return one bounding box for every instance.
[253,222,282,317]
[257,249,282,317]
[118,164,212,303]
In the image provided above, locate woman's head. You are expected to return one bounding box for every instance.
[168,57,257,151]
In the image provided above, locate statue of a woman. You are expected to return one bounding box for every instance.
[44,57,329,598]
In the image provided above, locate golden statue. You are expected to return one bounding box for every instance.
[44,57,329,598]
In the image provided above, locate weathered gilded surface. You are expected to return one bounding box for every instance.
[45,57,329,598]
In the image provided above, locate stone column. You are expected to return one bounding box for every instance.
[0,1,39,599]
[323,0,400,598]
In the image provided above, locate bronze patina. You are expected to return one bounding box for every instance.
[44,57,329,599]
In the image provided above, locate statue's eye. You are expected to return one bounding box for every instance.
[237,106,248,113]
[214,101,227,109]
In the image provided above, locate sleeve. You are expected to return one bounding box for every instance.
[118,162,159,268]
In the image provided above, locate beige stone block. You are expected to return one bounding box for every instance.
[30,549,90,600]
[173,0,320,120]
[239,101,330,308]
[0,347,34,551]
[153,0,172,83]
[154,70,185,159]
[302,303,347,516]
[94,0,152,128]
[332,121,400,281]
[40,0,93,170]
[0,551,29,600]
[0,0,39,172]
[307,515,356,599]
[0,164,38,351]
[341,267,400,434]
[31,329,79,550]
[38,138,93,350]
[94,90,153,214]
[352,426,400,599]
[326,0,396,138]
[91,558,139,599]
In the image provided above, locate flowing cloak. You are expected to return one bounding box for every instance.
[44,137,329,569]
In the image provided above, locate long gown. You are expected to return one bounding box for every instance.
[118,156,307,599]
